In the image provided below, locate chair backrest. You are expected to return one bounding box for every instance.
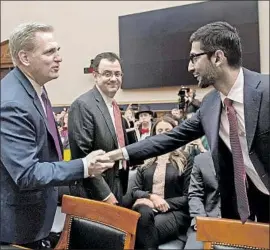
[196,216,269,250]
[55,195,140,250]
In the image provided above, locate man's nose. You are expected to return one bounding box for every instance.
[188,60,194,72]
[55,54,62,62]
[110,74,117,81]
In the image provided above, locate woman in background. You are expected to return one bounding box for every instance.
[132,116,192,249]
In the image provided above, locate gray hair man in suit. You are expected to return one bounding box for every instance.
[0,22,114,248]
[105,21,269,224]
[184,152,220,249]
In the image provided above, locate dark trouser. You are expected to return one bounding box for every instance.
[133,204,189,249]
[247,177,269,223]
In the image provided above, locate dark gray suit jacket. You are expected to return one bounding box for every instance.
[125,68,269,219]
[68,86,133,202]
[0,67,84,244]
[188,152,221,227]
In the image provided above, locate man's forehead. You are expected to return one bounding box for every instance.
[190,41,203,53]
[34,32,59,48]
[99,59,121,70]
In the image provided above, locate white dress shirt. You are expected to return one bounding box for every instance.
[219,68,268,195]
[96,85,124,170]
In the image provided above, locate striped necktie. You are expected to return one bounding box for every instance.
[224,97,250,223]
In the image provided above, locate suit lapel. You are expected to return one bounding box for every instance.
[93,87,118,147]
[13,67,51,133]
[243,68,262,151]
[205,91,222,174]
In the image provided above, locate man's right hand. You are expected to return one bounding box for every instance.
[86,150,115,176]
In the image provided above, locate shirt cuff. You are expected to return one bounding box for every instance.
[102,193,112,201]
[82,158,89,178]
[122,147,130,160]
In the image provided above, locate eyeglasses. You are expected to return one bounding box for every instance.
[96,70,123,79]
[189,52,210,64]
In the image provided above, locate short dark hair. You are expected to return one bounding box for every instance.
[189,21,242,68]
[92,52,122,71]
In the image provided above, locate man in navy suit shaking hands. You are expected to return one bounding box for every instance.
[0,22,114,248]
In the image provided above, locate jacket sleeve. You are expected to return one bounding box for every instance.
[126,109,204,165]
[68,99,111,200]
[131,167,151,199]
[188,160,207,226]
[165,155,193,211]
[1,101,84,190]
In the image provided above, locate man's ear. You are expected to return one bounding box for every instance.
[92,71,98,78]
[213,50,225,66]
[18,50,30,66]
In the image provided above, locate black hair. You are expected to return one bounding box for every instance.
[189,21,242,68]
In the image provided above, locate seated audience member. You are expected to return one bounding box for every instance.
[184,136,208,163]
[184,152,220,249]
[185,88,201,114]
[132,116,192,249]
[124,104,136,128]
[171,107,186,124]
[59,112,69,149]
[134,105,153,141]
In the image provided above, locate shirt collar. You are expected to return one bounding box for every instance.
[220,67,244,107]
[22,70,43,98]
[96,85,113,106]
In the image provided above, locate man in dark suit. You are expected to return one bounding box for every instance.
[0,22,114,248]
[184,152,221,249]
[106,21,269,223]
[68,52,134,205]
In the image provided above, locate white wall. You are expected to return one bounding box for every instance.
[1,1,269,105]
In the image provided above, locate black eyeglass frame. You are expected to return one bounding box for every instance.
[189,51,214,64]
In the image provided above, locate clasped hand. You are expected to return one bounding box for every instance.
[86,150,115,176]
[150,194,170,212]
[133,194,170,213]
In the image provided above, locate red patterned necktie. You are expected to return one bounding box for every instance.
[224,97,250,223]
[112,100,126,169]
[41,88,63,161]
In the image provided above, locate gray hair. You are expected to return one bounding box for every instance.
[9,22,54,65]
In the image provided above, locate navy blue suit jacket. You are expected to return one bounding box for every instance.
[126,68,269,218]
[0,67,84,244]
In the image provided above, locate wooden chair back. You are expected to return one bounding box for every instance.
[197,216,269,250]
[55,195,140,249]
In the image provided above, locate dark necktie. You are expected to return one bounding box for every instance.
[224,98,250,223]
[112,100,126,169]
[41,88,63,161]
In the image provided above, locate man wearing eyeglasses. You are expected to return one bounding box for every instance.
[68,52,133,205]
[105,22,269,223]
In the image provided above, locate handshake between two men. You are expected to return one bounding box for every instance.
[84,149,125,205]
[85,149,117,177]
[85,148,125,176]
